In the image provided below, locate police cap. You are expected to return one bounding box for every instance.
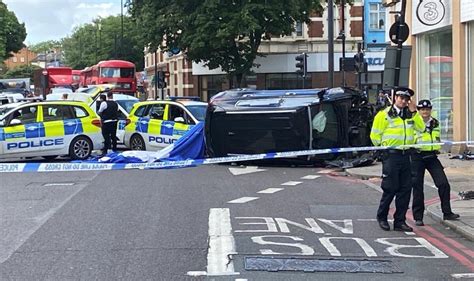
[394,87,414,97]
[417,99,432,109]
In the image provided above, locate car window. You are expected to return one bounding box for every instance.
[168,104,194,124]
[134,105,147,117]
[8,105,38,125]
[73,106,88,118]
[148,104,165,120]
[43,105,75,121]
[311,104,338,149]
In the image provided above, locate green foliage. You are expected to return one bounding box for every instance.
[29,40,61,54]
[130,0,351,86]
[2,64,41,81]
[62,15,145,70]
[0,2,27,61]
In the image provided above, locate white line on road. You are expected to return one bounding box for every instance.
[301,175,321,180]
[186,271,207,276]
[227,197,259,204]
[318,169,335,174]
[405,232,416,235]
[43,182,75,186]
[257,188,284,194]
[451,273,474,279]
[357,219,378,221]
[207,208,239,276]
[281,181,302,186]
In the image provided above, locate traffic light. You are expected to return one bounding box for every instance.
[157,71,168,88]
[354,52,366,73]
[295,53,308,77]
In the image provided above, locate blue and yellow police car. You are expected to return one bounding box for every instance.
[0,101,104,160]
[123,98,207,151]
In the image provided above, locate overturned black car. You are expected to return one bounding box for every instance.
[204,87,376,167]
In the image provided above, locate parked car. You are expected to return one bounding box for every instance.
[0,101,103,160]
[205,88,375,166]
[124,98,207,151]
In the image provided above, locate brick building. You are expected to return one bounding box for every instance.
[144,1,365,101]
[3,47,37,70]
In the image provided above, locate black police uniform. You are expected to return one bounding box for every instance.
[100,100,119,154]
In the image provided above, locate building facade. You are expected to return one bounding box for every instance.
[3,47,37,70]
[143,1,365,101]
[392,0,473,146]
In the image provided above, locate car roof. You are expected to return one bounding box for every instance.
[136,100,207,107]
[113,94,139,101]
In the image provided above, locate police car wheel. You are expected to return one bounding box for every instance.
[69,136,92,160]
[130,134,146,151]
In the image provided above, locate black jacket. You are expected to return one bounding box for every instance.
[100,100,119,121]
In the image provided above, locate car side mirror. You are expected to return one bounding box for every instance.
[0,120,4,127]
[174,117,185,123]
[10,119,22,126]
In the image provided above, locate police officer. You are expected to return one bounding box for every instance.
[411,100,460,226]
[98,91,119,155]
[370,88,425,231]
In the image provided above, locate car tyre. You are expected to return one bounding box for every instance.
[130,134,146,151]
[69,136,93,160]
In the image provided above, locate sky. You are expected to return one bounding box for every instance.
[3,0,126,45]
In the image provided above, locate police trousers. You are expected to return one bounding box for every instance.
[411,152,452,220]
[102,121,118,152]
[377,152,412,225]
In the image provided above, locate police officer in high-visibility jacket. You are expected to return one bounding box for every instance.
[411,100,460,226]
[370,88,425,232]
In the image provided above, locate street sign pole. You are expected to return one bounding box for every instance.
[393,0,407,87]
[328,0,334,88]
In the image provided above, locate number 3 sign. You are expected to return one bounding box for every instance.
[416,0,446,26]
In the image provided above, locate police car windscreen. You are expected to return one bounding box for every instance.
[116,99,138,113]
[186,105,207,121]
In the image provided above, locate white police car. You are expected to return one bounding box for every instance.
[0,101,104,160]
[124,98,207,151]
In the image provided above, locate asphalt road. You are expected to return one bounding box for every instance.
[1,164,473,280]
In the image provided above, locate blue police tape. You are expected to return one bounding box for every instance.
[0,140,473,173]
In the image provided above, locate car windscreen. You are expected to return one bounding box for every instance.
[116,99,139,114]
[185,105,207,121]
[0,106,15,119]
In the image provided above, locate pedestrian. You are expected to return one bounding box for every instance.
[411,99,460,226]
[370,88,425,231]
[97,91,119,156]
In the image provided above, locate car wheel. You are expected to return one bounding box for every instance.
[42,155,58,160]
[69,136,92,160]
[130,134,146,151]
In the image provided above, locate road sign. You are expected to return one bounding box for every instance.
[389,22,410,44]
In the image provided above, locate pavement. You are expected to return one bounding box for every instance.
[345,153,474,241]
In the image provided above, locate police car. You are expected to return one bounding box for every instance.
[123,98,207,150]
[0,101,104,160]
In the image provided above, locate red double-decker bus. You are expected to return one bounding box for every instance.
[81,60,136,95]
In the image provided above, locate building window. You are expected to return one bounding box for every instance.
[295,22,303,36]
[265,73,311,90]
[468,23,474,141]
[369,3,385,30]
[417,29,453,140]
[20,57,25,63]
[12,57,17,63]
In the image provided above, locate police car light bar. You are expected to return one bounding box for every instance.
[167,96,201,102]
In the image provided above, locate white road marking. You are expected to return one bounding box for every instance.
[43,182,75,186]
[405,232,416,236]
[281,181,302,186]
[235,279,248,281]
[207,208,239,276]
[228,166,267,176]
[186,271,207,276]
[301,175,321,180]
[257,188,284,194]
[357,219,378,222]
[452,273,474,279]
[227,197,259,204]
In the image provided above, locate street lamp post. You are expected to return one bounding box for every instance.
[328,0,335,88]
[120,0,124,59]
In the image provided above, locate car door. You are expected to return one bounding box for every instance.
[145,103,168,149]
[41,104,76,154]
[166,104,194,143]
[0,104,41,157]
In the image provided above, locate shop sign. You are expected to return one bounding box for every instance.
[412,0,451,35]
[461,0,474,23]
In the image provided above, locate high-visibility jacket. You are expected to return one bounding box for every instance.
[415,117,441,151]
[370,106,425,149]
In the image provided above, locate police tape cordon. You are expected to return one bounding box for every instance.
[0,141,473,173]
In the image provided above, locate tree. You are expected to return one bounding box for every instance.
[130,0,350,87]
[2,64,41,81]
[62,15,145,70]
[0,2,27,61]
[29,40,62,54]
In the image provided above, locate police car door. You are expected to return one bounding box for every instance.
[146,103,167,149]
[0,104,41,158]
[41,104,76,155]
[166,104,194,143]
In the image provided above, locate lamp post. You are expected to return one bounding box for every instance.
[120,0,124,59]
[328,0,334,88]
